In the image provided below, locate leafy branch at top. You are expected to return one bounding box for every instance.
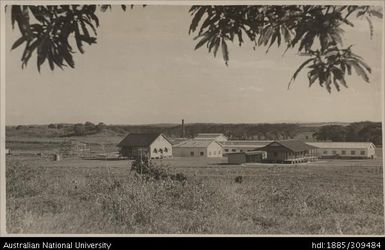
[10,5,130,72]
[189,5,382,92]
[9,5,383,93]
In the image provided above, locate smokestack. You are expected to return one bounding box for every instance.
[181,119,185,138]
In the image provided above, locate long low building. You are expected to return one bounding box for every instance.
[173,139,223,157]
[219,140,272,154]
[307,142,376,159]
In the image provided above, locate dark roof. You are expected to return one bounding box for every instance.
[117,133,166,147]
[257,140,316,152]
[227,151,265,156]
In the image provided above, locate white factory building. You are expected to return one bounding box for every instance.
[307,142,376,159]
[173,139,223,157]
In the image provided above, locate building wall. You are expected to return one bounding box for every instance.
[223,146,257,154]
[149,135,173,159]
[173,147,208,157]
[120,146,149,159]
[228,153,246,164]
[206,142,223,157]
[173,142,223,157]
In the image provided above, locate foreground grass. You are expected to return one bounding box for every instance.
[6,157,384,234]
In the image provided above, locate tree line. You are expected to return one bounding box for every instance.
[11,121,382,145]
[314,122,382,145]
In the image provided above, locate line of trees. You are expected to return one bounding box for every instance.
[314,122,382,145]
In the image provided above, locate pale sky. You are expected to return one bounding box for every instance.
[5,5,384,125]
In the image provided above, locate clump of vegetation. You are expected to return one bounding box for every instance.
[234,176,243,183]
[131,159,187,183]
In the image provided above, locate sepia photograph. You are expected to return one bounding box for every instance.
[1,1,384,235]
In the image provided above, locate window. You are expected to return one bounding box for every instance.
[153,148,157,153]
[332,150,337,155]
[164,147,168,152]
[240,150,243,152]
[159,148,163,153]
[225,149,229,152]
[273,152,278,157]
[360,151,365,155]
[200,152,204,156]
[323,150,328,154]
[190,152,194,156]
[351,150,355,155]
[232,149,236,152]
[341,150,346,155]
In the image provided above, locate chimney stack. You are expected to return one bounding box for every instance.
[181,119,185,138]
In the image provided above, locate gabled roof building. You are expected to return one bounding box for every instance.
[173,139,223,157]
[256,140,318,164]
[117,133,172,159]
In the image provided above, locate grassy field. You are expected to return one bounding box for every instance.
[6,150,384,234]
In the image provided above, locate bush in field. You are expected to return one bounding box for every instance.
[234,176,243,184]
[48,124,57,129]
[131,159,187,183]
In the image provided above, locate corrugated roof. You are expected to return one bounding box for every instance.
[227,151,265,156]
[173,139,219,148]
[195,133,227,139]
[307,142,375,149]
[220,140,272,146]
[168,138,189,145]
[258,140,316,152]
[117,133,163,147]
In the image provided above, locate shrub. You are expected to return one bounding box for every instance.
[131,159,187,183]
[234,176,243,183]
[48,124,57,129]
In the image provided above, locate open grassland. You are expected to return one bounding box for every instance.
[6,153,384,234]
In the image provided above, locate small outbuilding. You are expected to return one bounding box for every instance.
[293,131,317,142]
[118,133,172,159]
[227,151,267,164]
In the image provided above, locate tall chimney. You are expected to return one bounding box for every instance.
[181,119,185,138]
